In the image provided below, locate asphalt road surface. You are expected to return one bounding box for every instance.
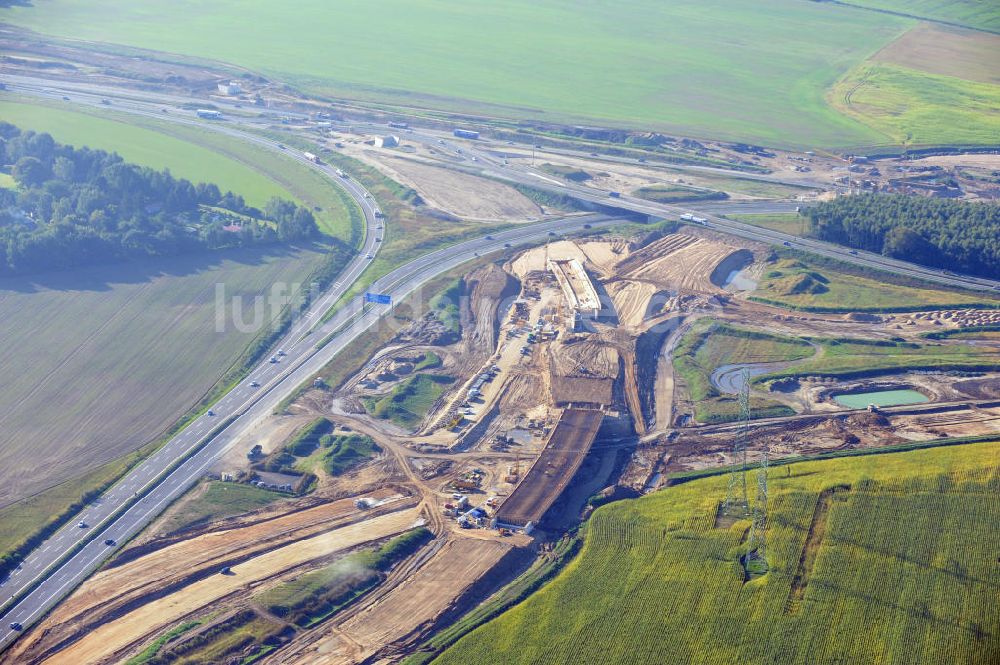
[0,74,997,649]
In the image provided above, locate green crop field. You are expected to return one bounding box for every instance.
[672,320,813,423]
[0,100,286,208]
[0,0,921,147]
[0,99,358,239]
[436,441,1000,665]
[752,258,1000,312]
[0,245,324,511]
[837,0,1000,32]
[830,64,1000,146]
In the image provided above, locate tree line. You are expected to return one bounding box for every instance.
[0,123,319,276]
[802,194,999,279]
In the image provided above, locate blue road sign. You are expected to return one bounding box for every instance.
[365,292,392,305]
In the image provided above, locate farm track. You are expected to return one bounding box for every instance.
[785,485,850,614]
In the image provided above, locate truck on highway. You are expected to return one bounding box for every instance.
[196,109,223,120]
[336,169,347,178]
[608,191,621,198]
[303,151,320,164]
[453,128,480,140]
[388,121,409,129]
[680,213,707,224]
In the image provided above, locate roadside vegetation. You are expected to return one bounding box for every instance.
[729,213,808,236]
[0,447,150,577]
[760,335,1000,384]
[672,319,813,423]
[156,481,288,535]
[632,184,727,204]
[539,164,591,182]
[363,374,455,430]
[689,174,815,199]
[434,441,1000,664]
[752,257,1000,312]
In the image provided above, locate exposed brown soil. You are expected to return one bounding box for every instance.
[495,409,604,527]
[278,538,515,664]
[371,154,544,222]
[4,493,415,665]
[872,23,1000,85]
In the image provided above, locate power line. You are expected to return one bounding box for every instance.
[722,368,751,518]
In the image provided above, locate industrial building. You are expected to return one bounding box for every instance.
[216,80,242,96]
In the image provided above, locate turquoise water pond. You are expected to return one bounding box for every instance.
[833,389,929,409]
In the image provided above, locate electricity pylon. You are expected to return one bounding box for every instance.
[722,369,751,517]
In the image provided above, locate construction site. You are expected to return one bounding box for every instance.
[8,222,998,665]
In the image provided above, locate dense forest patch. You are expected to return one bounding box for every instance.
[0,123,318,275]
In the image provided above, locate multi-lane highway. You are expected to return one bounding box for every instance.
[0,201,619,648]
[0,95,388,647]
[0,73,997,650]
[361,122,1000,293]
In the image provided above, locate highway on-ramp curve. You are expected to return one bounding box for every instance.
[0,75,997,651]
[8,73,996,292]
[0,200,619,650]
[362,123,1000,293]
[0,93,393,647]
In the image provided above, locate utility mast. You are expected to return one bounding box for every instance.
[722,368,751,517]
[745,434,769,574]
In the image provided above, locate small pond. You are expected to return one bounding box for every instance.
[833,389,929,409]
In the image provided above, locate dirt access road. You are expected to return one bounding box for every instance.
[22,508,422,665]
[4,492,414,665]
